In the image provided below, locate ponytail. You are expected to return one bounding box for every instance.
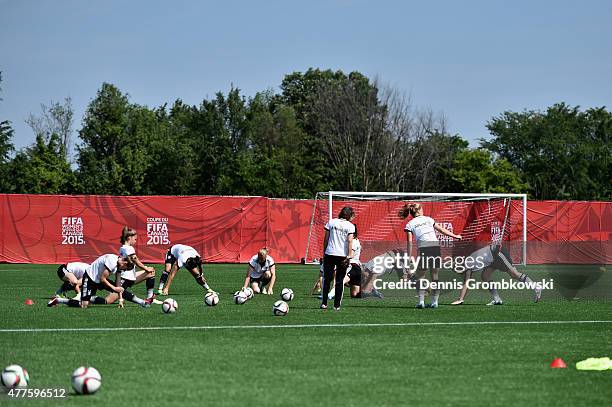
[398,203,421,219]
[120,226,137,245]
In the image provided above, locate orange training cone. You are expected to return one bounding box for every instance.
[25,299,34,305]
[550,358,567,368]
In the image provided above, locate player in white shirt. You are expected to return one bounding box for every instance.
[99,227,157,307]
[243,248,276,295]
[48,254,133,309]
[399,203,462,308]
[344,231,363,298]
[321,206,356,310]
[156,244,215,295]
[451,244,542,305]
[54,262,89,297]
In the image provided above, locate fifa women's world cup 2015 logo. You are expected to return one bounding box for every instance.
[61,217,85,245]
[146,218,170,245]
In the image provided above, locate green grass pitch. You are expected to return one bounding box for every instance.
[0,263,611,406]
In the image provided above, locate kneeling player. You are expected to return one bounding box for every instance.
[156,244,214,295]
[451,244,542,305]
[54,262,89,297]
[243,248,276,295]
[344,231,363,298]
[48,254,132,309]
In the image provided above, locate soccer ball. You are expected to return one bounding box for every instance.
[162,298,178,313]
[280,288,294,301]
[233,291,248,305]
[273,300,288,316]
[71,366,102,395]
[204,292,219,306]
[243,287,254,299]
[1,365,29,389]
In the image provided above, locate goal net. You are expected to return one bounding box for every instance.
[304,191,527,265]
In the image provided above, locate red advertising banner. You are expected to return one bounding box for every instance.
[0,194,610,265]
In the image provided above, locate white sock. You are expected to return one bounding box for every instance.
[56,297,69,304]
[489,289,502,303]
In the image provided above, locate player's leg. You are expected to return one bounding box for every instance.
[134,270,156,299]
[185,257,212,291]
[321,255,339,308]
[259,271,272,294]
[495,248,542,302]
[482,267,503,305]
[157,250,175,295]
[333,261,348,310]
[349,264,362,298]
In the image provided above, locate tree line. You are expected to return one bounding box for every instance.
[0,69,609,199]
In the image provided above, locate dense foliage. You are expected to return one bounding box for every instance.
[1,70,609,199]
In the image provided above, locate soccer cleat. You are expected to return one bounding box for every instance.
[451,300,464,305]
[154,289,166,296]
[320,304,328,310]
[47,297,59,307]
[415,303,425,309]
[143,297,154,308]
[534,287,542,303]
[152,298,164,305]
[426,302,438,309]
[486,300,503,306]
[371,289,384,299]
[262,287,268,295]
[333,307,341,311]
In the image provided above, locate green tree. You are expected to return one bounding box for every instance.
[9,133,76,194]
[485,103,611,199]
[447,148,528,193]
[0,72,15,192]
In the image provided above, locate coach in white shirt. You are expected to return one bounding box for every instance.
[321,206,356,310]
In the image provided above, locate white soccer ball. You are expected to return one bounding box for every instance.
[204,292,219,306]
[233,291,248,305]
[71,366,101,395]
[1,365,29,389]
[280,288,294,301]
[273,300,288,316]
[162,298,178,313]
[243,287,254,299]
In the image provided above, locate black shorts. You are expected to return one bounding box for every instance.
[165,250,177,266]
[491,246,514,273]
[110,278,135,289]
[56,264,68,281]
[347,264,362,286]
[184,256,202,271]
[418,245,442,270]
[80,273,102,302]
[250,274,271,286]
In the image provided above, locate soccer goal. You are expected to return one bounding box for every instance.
[304,191,528,265]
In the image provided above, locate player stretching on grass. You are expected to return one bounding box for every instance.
[48,254,134,309]
[451,244,542,305]
[321,206,356,310]
[399,203,462,308]
[243,248,276,295]
[156,244,215,296]
[54,262,89,297]
[345,230,363,298]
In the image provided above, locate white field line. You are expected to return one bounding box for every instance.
[0,320,611,333]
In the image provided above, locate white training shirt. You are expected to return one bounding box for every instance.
[86,254,119,283]
[66,262,89,280]
[119,244,137,280]
[170,244,200,269]
[466,245,495,272]
[405,216,439,248]
[324,218,356,257]
[248,254,275,278]
[350,239,362,265]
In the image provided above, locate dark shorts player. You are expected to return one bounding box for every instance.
[452,244,542,305]
[54,262,89,297]
[243,248,276,295]
[156,244,215,296]
[48,254,134,309]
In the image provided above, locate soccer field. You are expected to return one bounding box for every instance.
[1,264,611,406]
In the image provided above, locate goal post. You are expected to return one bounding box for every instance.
[305,191,528,265]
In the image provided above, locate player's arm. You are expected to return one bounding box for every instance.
[100,268,123,294]
[130,254,155,274]
[243,264,254,288]
[344,233,354,266]
[434,223,462,240]
[267,264,276,295]
[75,278,82,294]
[452,270,472,305]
